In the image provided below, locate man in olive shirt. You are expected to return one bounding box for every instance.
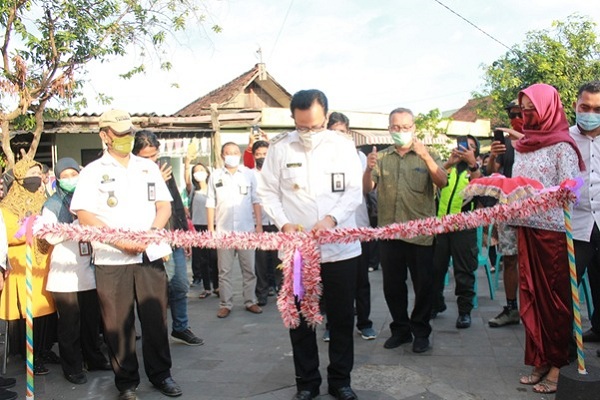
[363,107,447,353]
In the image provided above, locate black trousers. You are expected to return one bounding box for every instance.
[95,259,172,391]
[52,289,107,375]
[356,242,373,330]
[255,224,281,301]
[575,223,600,332]
[432,229,478,314]
[380,239,434,338]
[290,257,357,393]
[192,224,219,291]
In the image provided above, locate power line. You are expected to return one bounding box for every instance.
[269,0,295,62]
[432,0,513,52]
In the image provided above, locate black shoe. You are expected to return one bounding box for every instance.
[292,390,318,400]
[383,333,412,349]
[87,360,112,371]
[153,377,182,397]
[171,328,204,346]
[456,313,471,329]
[40,349,61,364]
[328,386,358,400]
[430,303,447,319]
[0,377,15,389]
[33,362,49,375]
[583,328,600,342]
[412,337,430,353]
[64,371,87,384]
[0,389,17,400]
[257,298,268,306]
[118,388,137,400]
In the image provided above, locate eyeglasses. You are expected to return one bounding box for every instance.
[389,124,414,132]
[295,119,327,134]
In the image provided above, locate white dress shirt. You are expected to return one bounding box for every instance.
[257,130,362,263]
[570,125,600,241]
[39,209,96,292]
[70,152,172,265]
[206,165,259,232]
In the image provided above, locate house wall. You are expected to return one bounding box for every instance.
[55,133,102,165]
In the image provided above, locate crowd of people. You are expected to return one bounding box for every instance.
[0,80,597,400]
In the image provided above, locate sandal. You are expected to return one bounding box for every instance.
[198,290,211,299]
[532,378,558,394]
[519,366,550,385]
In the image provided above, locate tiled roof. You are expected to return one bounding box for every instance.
[450,97,493,122]
[175,64,291,117]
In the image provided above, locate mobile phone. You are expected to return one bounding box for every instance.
[158,156,171,167]
[493,129,506,144]
[456,136,468,150]
[251,125,260,139]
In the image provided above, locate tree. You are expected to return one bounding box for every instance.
[0,0,220,168]
[477,14,600,125]
[415,108,452,159]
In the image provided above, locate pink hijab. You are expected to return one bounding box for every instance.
[514,83,585,171]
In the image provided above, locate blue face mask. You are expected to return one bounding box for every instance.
[576,112,600,132]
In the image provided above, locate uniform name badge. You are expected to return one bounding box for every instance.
[239,185,248,195]
[147,182,156,201]
[78,241,91,257]
[331,173,345,192]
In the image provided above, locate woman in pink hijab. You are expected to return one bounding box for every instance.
[512,83,584,394]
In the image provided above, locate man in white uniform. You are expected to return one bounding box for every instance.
[206,142,263,318]
[70,109,181,400]
[258,90,362,400]
[570,81,600,352]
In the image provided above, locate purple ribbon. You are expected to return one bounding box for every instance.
[293,249,304,300]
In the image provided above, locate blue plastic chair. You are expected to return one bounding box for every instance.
[473,225,497,308]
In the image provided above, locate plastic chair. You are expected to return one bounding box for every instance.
[473,225,497,308]
[580,270,594,321]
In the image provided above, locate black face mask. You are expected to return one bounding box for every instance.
[255,157,265,169]
[21,176,42,193]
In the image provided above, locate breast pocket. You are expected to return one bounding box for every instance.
[406,167,429,193]
[282,167,307,191]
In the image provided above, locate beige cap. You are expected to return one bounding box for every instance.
[99,109,133,133]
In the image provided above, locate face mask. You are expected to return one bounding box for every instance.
[298,131,313,150]
[59,177,79,193]
[21,176,42,193]
[110,134,134,154]
[510,117,524,132]
[255,157,265,169]
[390,131,413,146]
[223,155,240,168]
[576,112,600,132]
[193,171,207,183]
[522,109,541,130]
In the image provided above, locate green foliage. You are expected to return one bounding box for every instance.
[0,0,219,165]
[415,108,452,159]
[478,14,600,124]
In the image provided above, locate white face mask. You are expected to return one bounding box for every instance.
[193,171,207,183]
[223,155,240,168]
[390,131,413,146]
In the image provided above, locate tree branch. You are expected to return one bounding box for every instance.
[26,98,49,160]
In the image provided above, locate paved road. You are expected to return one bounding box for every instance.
[3,259,599,399]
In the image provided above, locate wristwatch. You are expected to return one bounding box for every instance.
[328,215,338,226]
[468,162,480,172]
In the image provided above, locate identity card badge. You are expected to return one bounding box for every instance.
[147,182,156,201]
[331,173,345,192]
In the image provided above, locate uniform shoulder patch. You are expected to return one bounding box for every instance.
[269,132,289,144]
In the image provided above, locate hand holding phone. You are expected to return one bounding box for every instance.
[456,136,468,150]
[251,125,261,140]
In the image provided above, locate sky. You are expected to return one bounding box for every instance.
[80,0,600,117]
